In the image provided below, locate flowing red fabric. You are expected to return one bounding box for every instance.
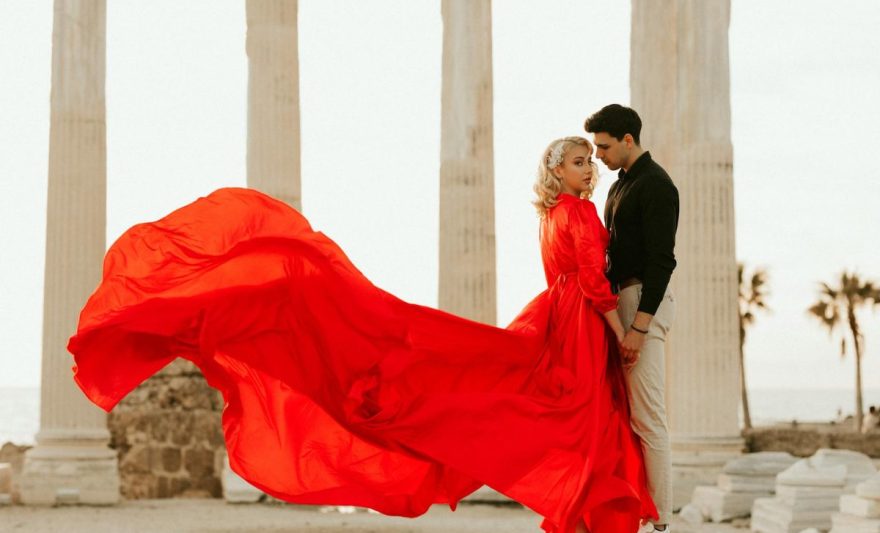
[68,188,656,532]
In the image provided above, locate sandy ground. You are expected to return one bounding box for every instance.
[0,500,745,533]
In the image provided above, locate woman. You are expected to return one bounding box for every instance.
[69,137,656,532]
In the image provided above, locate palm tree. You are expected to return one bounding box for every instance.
[807,272,880,431]
[738,263,770,430]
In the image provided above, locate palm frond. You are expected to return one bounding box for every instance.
[808,301,839,334]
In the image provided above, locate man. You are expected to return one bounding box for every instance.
[585,104,679,532]
[863,406,880,434]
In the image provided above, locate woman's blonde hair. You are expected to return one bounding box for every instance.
[532,136,598,217]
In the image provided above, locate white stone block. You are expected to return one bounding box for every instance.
[18,449,120,505]
[777,459,846,488]
[858,473,880,500]
[750,496,832,533]
[692,484,770,522]
[841,493,880,518]
[812,449,877,488]
[679,503,705,524]
[719,473,778,493]
[222,456,264,503]
[776,484,843,509]
[830,511,880,533]
[724,452,798,477]
[813,449,876,470]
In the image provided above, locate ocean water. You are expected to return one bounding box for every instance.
[1,386,40,445]
[2,386,880,445]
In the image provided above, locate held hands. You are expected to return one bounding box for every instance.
[620,329,645,369]
[619,311,653,370]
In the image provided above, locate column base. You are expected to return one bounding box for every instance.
[19,440,119,506]
[671,435,744,511]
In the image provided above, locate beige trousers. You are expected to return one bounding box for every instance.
[618,283,675,526]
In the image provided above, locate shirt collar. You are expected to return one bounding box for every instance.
[618,151,652,180]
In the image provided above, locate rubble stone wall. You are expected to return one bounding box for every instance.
[746,426,880,458]
[107,359,226,498]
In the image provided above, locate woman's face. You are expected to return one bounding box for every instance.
[553,143,595,197]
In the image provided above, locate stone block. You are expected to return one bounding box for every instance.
[718,473,778,493]
[184,446,215,478]
[858,473,880,500]
[157,475,191,498]
[192,474,222,498]
[678,503,704,524]
[169,414,198,447]
[18,447,120,506]
[692,484,771,522]
[673,458,732,511]
[119,445,152,475]
[830,511,880,533]
[193,414,226,447]
[222,457,263,503]
[161,447,182,473]
[775,484,843,509]
[724,452,798,477]
[811,448,877,487]
[776,459,846,488]
[841,493,880,518]
[750,496,831,532]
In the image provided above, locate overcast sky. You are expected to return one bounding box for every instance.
[1,1,879,397]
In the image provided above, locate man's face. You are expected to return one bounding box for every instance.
[591,132,628,171]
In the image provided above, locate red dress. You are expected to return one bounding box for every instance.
[69,188,656,532]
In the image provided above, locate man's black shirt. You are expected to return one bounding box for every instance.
[603,151,679,316]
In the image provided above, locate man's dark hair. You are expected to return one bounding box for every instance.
[584,104,642,145]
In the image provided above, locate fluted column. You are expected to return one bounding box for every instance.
[246,0,301,209]
[631,0,742,508]
[20,0,119,505]
[438,0,496,325]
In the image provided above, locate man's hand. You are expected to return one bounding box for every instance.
[621,329,646,353]
[620,329,645,368]
[620,311,653,369]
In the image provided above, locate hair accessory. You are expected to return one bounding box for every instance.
[547,141,566,169]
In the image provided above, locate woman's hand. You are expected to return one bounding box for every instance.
[613,324,625,345]
[603,309,626,345]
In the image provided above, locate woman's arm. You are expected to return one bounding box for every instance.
[603,308,625,344]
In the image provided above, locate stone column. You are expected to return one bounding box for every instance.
[19,0,119,505]
[438,0,496,325]
[631,0,743,509]
[246,0,301,210]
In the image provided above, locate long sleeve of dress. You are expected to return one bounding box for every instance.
[570,201,618,314]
